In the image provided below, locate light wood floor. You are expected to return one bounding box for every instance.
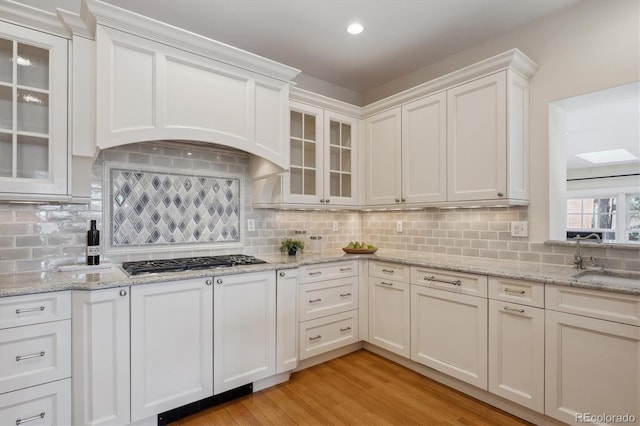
[172,350,531,426]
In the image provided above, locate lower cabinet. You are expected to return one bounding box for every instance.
[411,284,488,389]
[545,285,640,425]
[214,271,276,394]
[72,287,130,426]
[276,269,299,374]
[0,378,71,426]
[368,277,410,357]
[299,310,358,360]
[131,279,213,421]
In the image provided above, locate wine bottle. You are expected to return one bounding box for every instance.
[87,220,100,265]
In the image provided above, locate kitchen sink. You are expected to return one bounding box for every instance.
[573,270,640,287]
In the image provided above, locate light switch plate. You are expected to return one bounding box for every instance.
[332,221,339,232]
[396,220,403,233]
[510,221,528,237]
[247,219,255,231]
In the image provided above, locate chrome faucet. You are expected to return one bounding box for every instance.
[573,233,602,269]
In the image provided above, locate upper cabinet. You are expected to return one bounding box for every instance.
[363,49,536,208]
[0,21,68,199]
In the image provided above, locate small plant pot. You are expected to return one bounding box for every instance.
[288,248,298,256]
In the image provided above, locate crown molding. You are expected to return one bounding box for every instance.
[290,87,362,117]
[363,48,538,117]
[83,0,300,83]
[57,8,92,39]
[0,0,71,38]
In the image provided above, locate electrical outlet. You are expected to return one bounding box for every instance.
[396,220,403,233]
[247,219,255,232]
[332,221,339,232]
[510,221,528,237]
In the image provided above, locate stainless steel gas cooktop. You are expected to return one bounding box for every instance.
[122,254,267,275]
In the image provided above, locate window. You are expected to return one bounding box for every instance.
[567,193,640,243]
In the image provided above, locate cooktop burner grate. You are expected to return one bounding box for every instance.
[122,255,267,275]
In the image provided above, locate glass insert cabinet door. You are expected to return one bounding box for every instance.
[287,101,323,204]
[324,110,357,205]
[0,22,68,196]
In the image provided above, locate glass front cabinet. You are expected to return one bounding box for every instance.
[285,101,358,206]
[0,21,68,198]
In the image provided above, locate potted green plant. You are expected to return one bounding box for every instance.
[280,238,304,256]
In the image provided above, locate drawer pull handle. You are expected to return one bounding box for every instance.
[16,412,45,425]
[309,272,322,276]
[309,298,322,303]
[380,281,393,286]
[15,306,45,314]
[504,288,526,295]
[16,351,45,362]
[340,326,352,332]
[309,335,322,341]
[340,293,352,297]
[339,267,352,272]
[424,276,462,286]
[503,306,525,314]
[381,269,395,273]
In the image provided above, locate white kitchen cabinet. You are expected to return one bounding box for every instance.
[0,21,68,199]
[72,287,130,426]
[488,299,544,413]
[401,92,447,203]
[299,310,359,360]
[131,279,213,421]
[447,70,528,203]
[0,378,71,426]
[368,277,411,358]
[545,286,640,425]
[214,271,276,394]
[411,284,488,389]
[276,269,298,374]
[365,107,402,205]
[283,101,358,206]
[367,261,411,357]
[94,25,291,168]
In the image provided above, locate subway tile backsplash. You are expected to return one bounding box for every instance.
[0,141,638,273]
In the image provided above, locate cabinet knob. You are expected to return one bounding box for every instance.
[401,198,406,203]
[216,278,223,285]
[119,289,127,297]
[206,279,213,286]
[279,272,285,277]
[325,199,330,203]
[497,192,504,197]
[395,198,400,203]
[320,199,325,203]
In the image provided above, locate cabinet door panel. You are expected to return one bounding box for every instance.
[447,72,506,201]
[402,92,447,203]
[411,285,488,389]
[276,270,298,373]
[488,300,544,413]
[324,110,358,205]
[365,108,401,205]
[73,288,130,426]
[545,310,640,424]
[369,278,410,357]
[131,279,213,421]
[214,272,276,394]
[0,378,71,426]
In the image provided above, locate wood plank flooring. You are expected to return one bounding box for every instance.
[172,350,531,426]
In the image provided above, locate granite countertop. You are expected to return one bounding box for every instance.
[0,250,638,297]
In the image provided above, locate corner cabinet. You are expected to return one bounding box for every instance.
[0,21,68,199]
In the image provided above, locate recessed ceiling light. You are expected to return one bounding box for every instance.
[347,22,364,35]
[575,148,637,164]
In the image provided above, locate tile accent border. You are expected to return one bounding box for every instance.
[104,162,242,254]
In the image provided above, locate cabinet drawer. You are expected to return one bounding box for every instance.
[411,267,487,297]
[299,310,358,360]
[369,261,410,282]
[546,285,640,326]
[0,320,71,394]
[0,291,71,329]
[0,378,71,426]
[299,276,358,322]
[488,277,544,308]
[299,261,358,284]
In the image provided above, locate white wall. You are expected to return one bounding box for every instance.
[362,0,640,242]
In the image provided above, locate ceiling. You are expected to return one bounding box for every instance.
[15,0,580,94]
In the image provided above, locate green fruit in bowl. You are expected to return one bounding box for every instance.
[367,244,375,249]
